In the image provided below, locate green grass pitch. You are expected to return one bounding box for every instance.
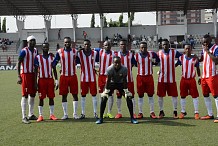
[0,67,217,146]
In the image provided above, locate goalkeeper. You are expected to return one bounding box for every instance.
[96,56,138,124]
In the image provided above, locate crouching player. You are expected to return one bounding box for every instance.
[34,43,58,122]
[96,56,138,124]
[177,44,201,119]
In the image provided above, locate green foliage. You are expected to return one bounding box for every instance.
[130,12,135,26]
[90,14,95,28]
[103,16,107,27]
[118,13,123,27]
[2,17,6,33]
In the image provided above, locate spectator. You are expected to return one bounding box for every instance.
[7,56,11,66]
[83,31,87,39]
[58,29,61,40]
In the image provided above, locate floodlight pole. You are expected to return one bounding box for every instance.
[128,12,131,35]
[15,15,25,51]
[43,15,52,43]
[184,14,188,42]
[72,14,78,42]
[100,13,104,42]
[213,9,217,37]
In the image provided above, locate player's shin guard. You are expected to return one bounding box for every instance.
[193,97,199,113]
[38,106,43,116]
[214,98,218,117]
[180,98,186,113]
[126,97,134,118]
[138,97,144,114]
[73,101,78,116]
[132,98,136,114]
[49,105,54,115]
[62,102,68,116]
[81,97,86,115]
[204,97,213,116]
[100,96,108,119]
[148,96,154,113]
[108,96,113,114]
[21,97,27,119]
[158,97,164,111]
[92,96,98,114]
[28,96,35,117]
[117,97,122,113]
[172,97,178,111]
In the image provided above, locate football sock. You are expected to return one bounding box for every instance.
[108,96,113,113]
[28,96,35,117]
[132,98,136,114]
[21,97,27,119]
[180,98,186,113]
[73,101,78,115]
[38,106,43,116]
[193,97,199,113]
[158,97,164,111]
[117,98,122,113]
[100,97,108,118]
[81,97,86,115]
[148,96,154,113]
[172,96,178,111]
[138,97,144,114]
[204,97,213,116]
[92,96,98,114]
[214,98,218,117]
[126,98,134,118]
[49,105,54,115]
[62,102,68,116]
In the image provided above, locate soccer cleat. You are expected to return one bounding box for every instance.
[150,112,157,119]
[133,114,137,119]
[200,115,214,120]
[96,118,103,124]
[173,111,178,119]
[214,118,218,123]
[22,117,30,124]
[61,115,69,120]
[137,113,143,119]
[80,114,85,119]
[94,113,98,119]
[158,110,165,119]
[73,114,80,120]
[50,115,58,120]
[179,112,187,119]
[131,118,139,124]
[107,113,114,119]
[37,116,44,122]
[103,114,107,118]
[28,114,38,120]
[115,113,123,119]
[194,113,200,120]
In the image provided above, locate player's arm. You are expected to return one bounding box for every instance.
[34,56,39,90]
[152,52,160,66]
[205,48,218,65]
[17,50,25,84]
[131,54,137,67]
[52,52,61,67]
[52,64,59,90]
[195,60,201,85]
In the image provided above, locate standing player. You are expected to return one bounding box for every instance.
[177,44,201,119]
[135,41,160,119]
[199,34,218,123]
[34,43,58,122]
[115,39,137,119]
[77,39,98,119]
[53,37,79,120]
[98,41,115,118]
[157,39,181,119]
[96,56,138,124]
[17,35,38,124]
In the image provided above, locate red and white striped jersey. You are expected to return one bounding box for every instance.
[57,48,77,76]
[116,51,134,82]
[135,52,154,76]
[179,55,198,79]
[35,54,53,78]
[202,44,218,78]
[99,49,115,75]
[77,50,97,82]
[20,47,38,74]
[157,49,177,83]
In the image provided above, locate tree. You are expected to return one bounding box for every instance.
[103,16,107,27]
[130,12,135,26]
[118,13,123,27]
[2,17,6,33]
[90,14,95,28]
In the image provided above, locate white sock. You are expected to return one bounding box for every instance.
[158,97,164,111]
[148,96,154,113]
[28,96,35,117]
[172,96,178,111]
[21,97,27,119]
[81,97,86,115]
[215,98,218,117]
[62,102,68,116]
[132,98,136,114]
[180,98,186,113]
[92,96,97,114]
[193,98,199,113]
[204,97,213,116]
[38,106,43,116]
[49,105,54,115]
[73,101,78,115]
[108,96,114,114]
[138,97,144,114]
[117,98,122,113]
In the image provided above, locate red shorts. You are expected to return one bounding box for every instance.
[117,82,135,97]
[38,78,55,99]
[157,82,178,97]
[98,75,107,93]
[137,75,154,96]
[81,81,97,96]
[180,78,199,98]
[59,75,78,95]
[21,73,36,96]
[201,75,218,96]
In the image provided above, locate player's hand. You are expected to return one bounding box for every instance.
[124,89,132,98]
[55,80,59,90]
[198,78,201,85]
[101,89,110,97]
[17,75,22,84]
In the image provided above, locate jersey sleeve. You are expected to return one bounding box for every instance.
[34,56,39,67]
[52,52,60,67]
[214,48,218,57]
[18,50,26,61]
[175,50,182,58]
[131,54,137,66]
[94,50,100,62]
[152,52,160,63]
